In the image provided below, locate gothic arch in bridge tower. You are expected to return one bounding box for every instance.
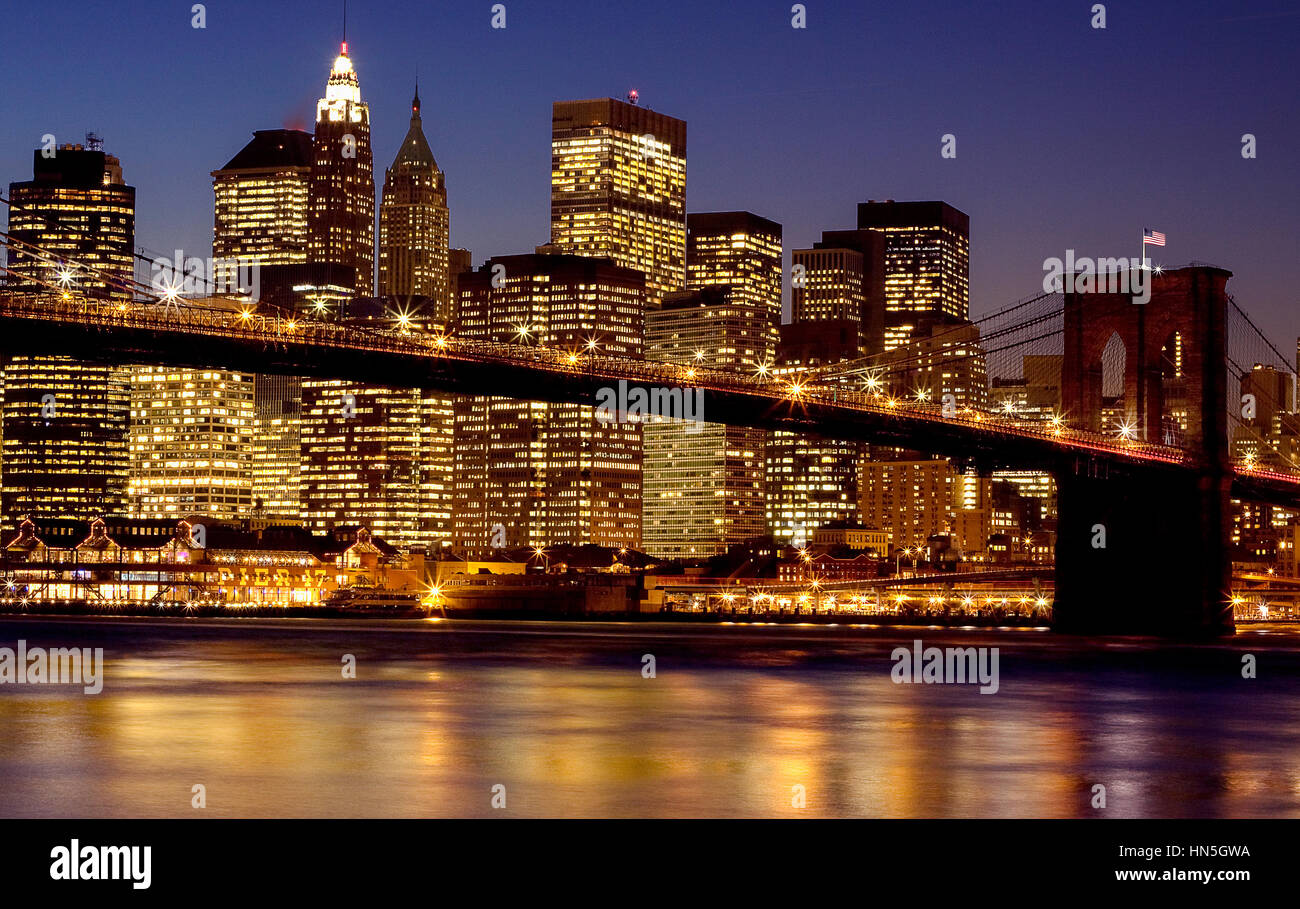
[1061,267,1231,463]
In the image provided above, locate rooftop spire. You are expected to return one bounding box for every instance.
[391,83,437,170]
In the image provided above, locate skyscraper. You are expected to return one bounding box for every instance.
[454,253,644,556]
[309,42,374,297]
[212,129,315,520]
[128,366,254,519]
[640,211,781,558]
[549,96,686,307]
[250,373,302,518]
[2,142,134,525]
[686,211,783,356]
[4,143,135,298]
[378,85,450,316]
[375,86,455,551]
[765,323,864,547]
[299,376,424,547]
[791,229,887,356]
[298,77,455,550]
[856,200,970,351]
[643,288,767,557]
[211,128,313,282]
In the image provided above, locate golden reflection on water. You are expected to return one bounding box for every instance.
[1,622,1299,818]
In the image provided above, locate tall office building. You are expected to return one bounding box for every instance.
[211,128,313,284]
[860,457,956,551]
[419,388,456,551]
[643,289,767,558]
[308,42,374,297]
[212,130,316,520]
[128,367,255,519]
[300,73,455,550]
[856,200,969,351]
[374,87,454,548]
[454,253,644,555]
[378,85,450,316]
[686,211,782,356]
[2,143,134,525]
[299,379,425,546]
[250,373,301,518]
[765,325,863,546]
[375,85,454,548]
[881,316,989,410]
[791,228,887,356]
[549,96,686,307]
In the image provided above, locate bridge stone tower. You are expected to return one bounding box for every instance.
[1055,266,1234,636]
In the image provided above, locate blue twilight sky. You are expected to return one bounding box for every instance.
[2,0,1298,340]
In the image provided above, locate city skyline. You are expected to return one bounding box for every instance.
[1,3,1299,633]
[3,0,1297,341]
[7,0,1300,853]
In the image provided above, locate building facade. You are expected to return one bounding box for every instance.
[856,200,970,351]
[643,288,768,558]
[308,42,375,298]
[3,143,135,524]
[128,367,254,519]
[211,128,313,285]
[791,228,887,357]
[378,86,450,317]
[859,457,957,551]
[299,377,425,548]
[250,373,302,519]
[685,211,783,356]
[1,516,425,608]
[454,253,645,556]
[765,319,864,547]
[376,86,455,551]
[549,96,686,308]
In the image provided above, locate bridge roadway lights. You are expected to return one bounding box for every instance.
[1053,466,1234,637]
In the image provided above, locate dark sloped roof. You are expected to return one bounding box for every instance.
[217,129,314,172]
[390,107,438,171]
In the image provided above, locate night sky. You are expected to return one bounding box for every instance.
[4,0,1297,340]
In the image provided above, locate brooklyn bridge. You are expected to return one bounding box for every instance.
[0,247,1297,636]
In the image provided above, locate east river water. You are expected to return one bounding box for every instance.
[1,616,1298,818]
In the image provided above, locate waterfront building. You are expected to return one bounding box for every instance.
[0,515,424,607]
[859,457,957,551]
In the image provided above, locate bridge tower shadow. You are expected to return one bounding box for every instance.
[1056,266,1233,636]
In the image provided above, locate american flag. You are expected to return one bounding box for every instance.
[1142,229,1166,247]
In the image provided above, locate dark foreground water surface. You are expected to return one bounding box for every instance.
[1,616,1298,818]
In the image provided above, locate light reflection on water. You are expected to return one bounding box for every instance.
[0,617,1298,818]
